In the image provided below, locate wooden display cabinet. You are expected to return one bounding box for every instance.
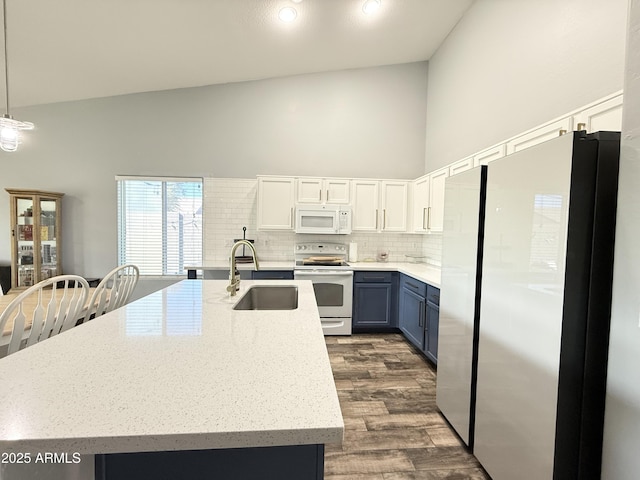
[6,189,64,290]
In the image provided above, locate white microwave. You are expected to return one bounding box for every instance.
[295,204,352,235]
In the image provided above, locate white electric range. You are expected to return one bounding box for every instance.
[293,242,353,335]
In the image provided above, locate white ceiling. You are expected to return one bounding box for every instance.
[3,0,474,108]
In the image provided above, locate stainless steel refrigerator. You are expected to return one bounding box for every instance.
[437,131,620,480]
[436,165,487,450]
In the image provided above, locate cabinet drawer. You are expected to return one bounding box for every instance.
[427,286,440,306]
[354,271,393,283]
[400,274,427,297]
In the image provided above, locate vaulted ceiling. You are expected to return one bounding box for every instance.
[3,0,474,107]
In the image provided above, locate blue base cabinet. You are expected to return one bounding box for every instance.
[251,270,294,280]
[398,274,439,365]
[96,444,325,480]
[352,271,398,331]
[425,286,440,364]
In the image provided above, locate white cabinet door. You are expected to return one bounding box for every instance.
[351,180,379,231]
[573,94,623,133]
[381,181,408,232]
[297,178,323,204]
[325,179,350,204]
[506,117,573,154]
[449,157,474,177]
[428,167,449,233]
[473,144,506,166]
[257,177,295,230]
[412,175,429,233]
[297,177,350,204]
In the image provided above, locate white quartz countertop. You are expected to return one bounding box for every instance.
[0,280,343,455]
[349,262,441,288]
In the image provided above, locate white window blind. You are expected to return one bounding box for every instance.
[529,193,563,272]
[117,177,203,275]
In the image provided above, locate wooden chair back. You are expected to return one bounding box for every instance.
[86,265,139,320]
[0,275,90,356]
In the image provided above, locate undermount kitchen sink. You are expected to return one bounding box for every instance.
[233,285,299,310]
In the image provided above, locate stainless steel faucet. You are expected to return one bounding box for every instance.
[227,240,260,295]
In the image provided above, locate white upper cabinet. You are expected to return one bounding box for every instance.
[573,94,623,133]
[297,178,324,203]
[296,177,350,204]
[257,176,295,230]
[506,117,573,155]
[325,179,351,204]
[449,157,474,177]
[351,179,409,232]
[380,181,408,232]
[411,175,430,233]
[428,167,449,233]
[410,169,448,234]
[351,180,380,231]
[473,144,506,167]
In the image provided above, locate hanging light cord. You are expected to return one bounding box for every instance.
[2,0,9,116]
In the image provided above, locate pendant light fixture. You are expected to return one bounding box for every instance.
[0,0,32,152]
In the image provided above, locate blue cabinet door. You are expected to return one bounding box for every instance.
[425,301,439,364]
[399,286,425,350]
[353,283,392,327]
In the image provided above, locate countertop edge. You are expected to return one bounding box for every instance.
[0,426,344,455]
[349,262,441,288]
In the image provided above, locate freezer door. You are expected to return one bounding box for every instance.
[436,166,485,448]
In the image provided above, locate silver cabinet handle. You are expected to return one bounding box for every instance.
[319,190,322,201]
[375,209,379,230]
[577,122,586,131]
[418,300,424,327]
[290,207,293,228]
[422,207,427,230]
[427,207,431,229]
[559,129,567,136]
[383,209,387,229]
[326,190,329,202]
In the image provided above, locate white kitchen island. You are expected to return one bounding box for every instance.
[0,280,343,480]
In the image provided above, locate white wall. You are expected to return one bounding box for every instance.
[0,62,428,278]
[602,1,640,477]
[424,0,628,171]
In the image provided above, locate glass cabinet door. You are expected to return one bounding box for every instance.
[39,198,58,281]
[15,196,36,288]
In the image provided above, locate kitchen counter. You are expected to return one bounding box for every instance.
[186,261,440,288]
[0,280,343,478]
[349,262,441,288]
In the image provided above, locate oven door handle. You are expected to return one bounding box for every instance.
[294,270,354,277]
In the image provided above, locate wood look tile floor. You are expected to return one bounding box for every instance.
[324,333,490,480]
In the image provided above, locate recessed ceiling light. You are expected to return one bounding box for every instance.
[362,0,381,15]
[291,0,303,3]
[279,6,298,22]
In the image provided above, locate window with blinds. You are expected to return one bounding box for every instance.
[116,177,203,275]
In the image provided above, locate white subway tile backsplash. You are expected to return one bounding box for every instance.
[203,177,443,265]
